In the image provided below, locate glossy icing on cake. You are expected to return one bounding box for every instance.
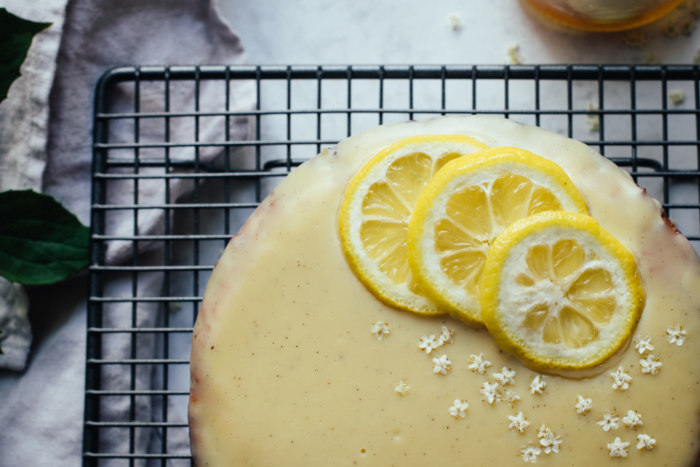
[190,116,700,466]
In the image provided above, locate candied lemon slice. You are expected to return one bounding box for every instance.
[338,135,489,314]
[480,211,645,371]
[407,147,588,326]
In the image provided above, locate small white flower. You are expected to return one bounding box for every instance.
[634,335,654,354]
[448,399,469,418]
[419,335,439,354]
[521,443,541,463]
[598,411,619,432]
[537,424,550,439]
[622,410,643,429]
[395,381,409,396]
[503,389,521,407]
[640,355,662,375]
[508,411,530,433]
[438,326,454,346]
[540,431,562,454]
[636,433,656,450]
[530,375,546,395]
[432,354,452,375]
[480,381,501,404]
[493,367,516,386]
[667,323,687,346]
[607,437,630,458]
[370,322,390,340]
[468,353,492,375]
[610,366,632,391]
[575,395,592,415]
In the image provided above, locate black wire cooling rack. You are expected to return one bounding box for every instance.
[85,64,700,466]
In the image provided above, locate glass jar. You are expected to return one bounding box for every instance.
[521,0,685,31]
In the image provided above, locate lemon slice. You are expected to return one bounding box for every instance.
[338,135,489,314]
[480,211,645,371]
[407,147,588,326]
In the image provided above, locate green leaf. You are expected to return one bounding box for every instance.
[0,8,51,103]
[0,190,89,285]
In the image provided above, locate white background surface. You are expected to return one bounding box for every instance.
[218,0,700,65]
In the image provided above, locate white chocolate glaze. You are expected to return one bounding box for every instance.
[190,116,700,466]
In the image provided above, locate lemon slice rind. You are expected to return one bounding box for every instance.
[480,211,645,372]
[407,147,589,326]
[339,135,489,315]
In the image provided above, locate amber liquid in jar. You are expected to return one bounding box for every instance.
[522,0,685,31]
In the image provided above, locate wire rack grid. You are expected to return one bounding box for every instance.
[85,64,700,466]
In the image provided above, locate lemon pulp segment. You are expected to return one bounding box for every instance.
[338,135,489,314]
[480,211,645,371]
[407,147,588,326]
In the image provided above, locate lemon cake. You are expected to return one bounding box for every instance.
[189,116,700,466]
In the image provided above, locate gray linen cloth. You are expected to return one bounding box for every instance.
[0,0,252,465]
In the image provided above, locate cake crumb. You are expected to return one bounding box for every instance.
[448,12,461,31]
[669,90,686,106]
[506,43,523,64]
[586,102,600,133]
[623,31,646,49]
[643,51,661,65]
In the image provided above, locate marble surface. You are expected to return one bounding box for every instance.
[218,0,700,64]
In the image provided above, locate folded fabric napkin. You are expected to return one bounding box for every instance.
[0,0,253,465]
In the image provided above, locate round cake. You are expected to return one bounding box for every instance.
[189,116,700,466]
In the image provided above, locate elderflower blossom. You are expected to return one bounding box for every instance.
[493,367,516,386]
[438,326,454,346]
[640,355,662,375]
[610,366,632,391]
[622,410,643,429]
[607,437,629,458]
[370,322,390,340]
[667,324,687,346]
[480,381,501,404]
[419,334,439,354]
[537,424,550,439]
[468,353,492,375]
[508,411,530,433]
[540,431,562,454]
[432,354,452,375]
[636,434,656,450]
[521,444,540,463]
[575,395,592,415]
[598,411,619,432]
[448,399,469,418]
[503,389,520,407]
[634,335,654,354]
[395,381,409,396]
[530,375,546,395]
